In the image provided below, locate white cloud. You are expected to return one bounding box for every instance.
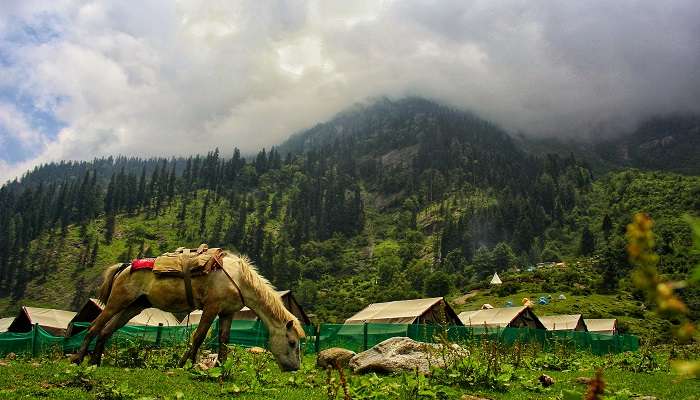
[0,0,698,182]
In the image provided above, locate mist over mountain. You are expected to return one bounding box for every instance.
[2,1,700,184]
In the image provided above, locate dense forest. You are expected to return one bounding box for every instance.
[0,98,698,337]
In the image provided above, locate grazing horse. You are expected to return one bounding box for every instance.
[71,252,305,371]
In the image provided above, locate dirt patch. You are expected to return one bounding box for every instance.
[452,290,480,305]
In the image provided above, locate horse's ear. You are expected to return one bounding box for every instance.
[286,320,294,331]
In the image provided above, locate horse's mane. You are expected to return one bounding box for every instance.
[223,252,305,337]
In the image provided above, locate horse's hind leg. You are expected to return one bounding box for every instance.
[71,303,128,364]
[217,313,233,363]
[178,306,219,367]
[90,301,147,366]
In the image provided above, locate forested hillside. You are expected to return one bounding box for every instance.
[0,98,698,340]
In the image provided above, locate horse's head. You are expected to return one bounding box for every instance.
[268,319,303,371]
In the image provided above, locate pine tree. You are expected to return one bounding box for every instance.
[579,225,596,256]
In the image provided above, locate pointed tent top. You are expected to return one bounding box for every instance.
[490,272,502,285]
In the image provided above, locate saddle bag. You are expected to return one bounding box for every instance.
[153,244,224,277]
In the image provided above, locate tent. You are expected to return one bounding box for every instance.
[558,294,566,300]
[584,319,618,335]
[68,298,180,335]
[480,304,494,310]
[345,297,462,325]
[8,306,77,336]
[67,298,104,336]
[458,306,545,329]
[0,317,14,333]
[128,308,180,327]
[179,290,311,326]
[539,314,588,331]
[490,272,502,285]
[180,310,203,326]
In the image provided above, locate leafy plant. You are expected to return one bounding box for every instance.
[52,363,98,391]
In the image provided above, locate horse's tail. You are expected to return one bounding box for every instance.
[99,263,125,304]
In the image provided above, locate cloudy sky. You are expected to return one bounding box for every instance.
[1,0,699,182]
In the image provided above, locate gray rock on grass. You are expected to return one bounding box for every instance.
[349,336,468,375]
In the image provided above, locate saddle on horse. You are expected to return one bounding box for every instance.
[130,244,225,309]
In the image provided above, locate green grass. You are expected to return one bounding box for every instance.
[0,349,697,400]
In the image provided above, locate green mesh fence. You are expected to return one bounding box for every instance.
[0,322,638,358]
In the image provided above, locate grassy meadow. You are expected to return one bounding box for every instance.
[0,339,697,400]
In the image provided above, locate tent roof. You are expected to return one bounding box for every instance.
[180,310,203,325]
[539,314,584,331]
[584,319,617,333]
[458,306,532,328]
[345,297,446,324]
[490,272,502,285]
[128,308,180,327]
[21,307,77,330]
[0,317,14,333]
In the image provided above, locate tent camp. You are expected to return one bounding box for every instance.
[8,306,77,336]
[584,319,618,335]
[539,314,588,331]
[0,317,14,333]
[179,290,311,326]
[345,297,462,325]
[68,298,180,335]
[458,306,545,329]
[490,272,502,285]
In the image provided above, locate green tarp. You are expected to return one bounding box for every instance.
[0,321,638,358]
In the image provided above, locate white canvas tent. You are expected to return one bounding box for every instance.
[490,272,502,285]
[8,306,77,336]
[584,319,618,335]
[0,317,14,333]
[180,310,203,326]
[345,297,462,325]
[539,314,587,331]
[458,306,545,329]
[128,308,180,327]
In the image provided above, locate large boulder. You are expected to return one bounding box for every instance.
[316,348,356,369]
[349,337,467,375]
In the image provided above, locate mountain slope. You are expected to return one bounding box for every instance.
[0,98,698,342]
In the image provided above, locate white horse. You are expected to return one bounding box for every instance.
[71,252,305,371]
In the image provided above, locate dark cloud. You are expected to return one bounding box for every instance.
[0,0,698,181]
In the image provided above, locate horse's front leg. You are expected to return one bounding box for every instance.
[179,307,219,367]
[217,314,233,364]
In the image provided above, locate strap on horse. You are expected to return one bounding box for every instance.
[219,262,245,308]
[180,249,196,310]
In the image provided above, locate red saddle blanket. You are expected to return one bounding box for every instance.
[131,258,155,271]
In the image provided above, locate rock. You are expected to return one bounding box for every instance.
[633,397,657,400]
[316,348,356,369]
[538,374,555,387]
[349,337,468,375]
[575,377,592,385]
[5,353,16,360]
[461,395,492,400]
[197,353,218,370]
[247,347,269,354]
